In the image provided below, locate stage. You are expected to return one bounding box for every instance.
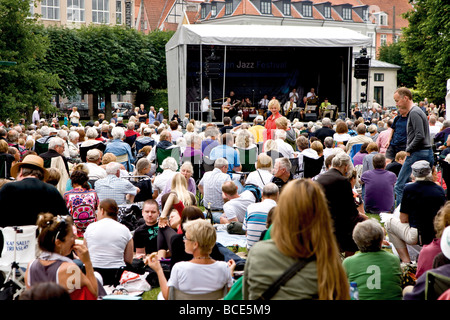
[166,24,372,121]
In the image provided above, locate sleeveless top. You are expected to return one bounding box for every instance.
[27,258,98,300]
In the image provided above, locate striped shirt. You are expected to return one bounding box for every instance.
[244,199,277,250]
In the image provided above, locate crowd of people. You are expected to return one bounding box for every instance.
[1,86,450,301]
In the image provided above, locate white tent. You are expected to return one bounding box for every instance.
[166,24,372,119]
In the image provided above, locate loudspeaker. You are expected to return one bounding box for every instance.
[305,113,317,121]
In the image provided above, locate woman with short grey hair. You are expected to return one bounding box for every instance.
[342,218,403,300]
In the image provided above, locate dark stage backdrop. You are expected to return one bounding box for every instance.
[186,45,351,119]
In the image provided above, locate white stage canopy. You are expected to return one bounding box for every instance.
[166,24,372,49]
[166,24,372,119]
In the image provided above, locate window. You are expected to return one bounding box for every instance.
[362,8,368,21]
[303,4,312,17]
[374,87,384,106]
[374,73,384,82]
[41,0,60,20]
[260,0,271,14]
[225,0,233,15]
[29,0,34,17]
[283,1,291,15]
[92,0,109,24]
[380,34,387,46]
[323,5,331,19]
[116,0,122,24]
[201,5,207,19]
[366,32,376,47]
[67,0,85,22]
[379,13,387,26]
[342,7,352,20]
[211,4,217,17]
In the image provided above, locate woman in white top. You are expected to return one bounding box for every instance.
[84,198,134,286]
[245,153,274,191]
[70,107,80,127]
[333,121,351,146]
[146,219,235,300]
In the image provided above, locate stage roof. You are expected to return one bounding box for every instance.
[166,24,372,50]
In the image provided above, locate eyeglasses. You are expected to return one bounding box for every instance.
[55,215,69,241]
[183,236,193,242]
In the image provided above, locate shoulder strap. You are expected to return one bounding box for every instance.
[257,256,315,300]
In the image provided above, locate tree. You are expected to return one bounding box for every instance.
[377,42,417,89]
[0,0,60,123]
[401,0,450,104]
[74,25,158,120]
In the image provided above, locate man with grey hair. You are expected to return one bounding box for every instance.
[94,161,139,204]
[383,160,446,263]
[271,157,292,192]
[198,158,231,222]
[244,182,279,249]
[274,129,295,158]
[313,117,335,144]
[39,136,70,176]
[346,123,373,153]
[104,126,135,171]
[67,130,80,159]
[85,149,107,181]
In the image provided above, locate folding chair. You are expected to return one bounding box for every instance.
[289,155,304,179]
[79,142,106,163]
[303,155,324,178]
[425,271,450,300]
[236,147,257,173]
[156,147,180,174]
[0,225,38,300]
[349,143,363,164]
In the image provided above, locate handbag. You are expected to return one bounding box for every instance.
[256,256,315,300]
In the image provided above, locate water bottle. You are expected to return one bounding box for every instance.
[206,202,213,225]
[350,282,359,300]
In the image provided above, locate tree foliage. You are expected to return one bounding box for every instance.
[0,0,60,122]
[377,42,417,89]
[401,0,450,104]
[0,0,174,122]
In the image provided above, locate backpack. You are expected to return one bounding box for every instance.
[243,183,262,203]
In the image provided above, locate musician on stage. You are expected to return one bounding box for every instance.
[258,94,269,117]
[283,96,297,120]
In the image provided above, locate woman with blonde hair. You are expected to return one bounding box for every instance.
[243,179,350,300]
[244,153,274,191]
[264,99,282,141]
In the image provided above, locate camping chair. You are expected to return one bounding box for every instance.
[135,139,155,155]
[425,271,450,300]
[116,153,134,173]
[0,154,13,179]
[303,155,324,178]
[79,142,106,163]
[0,225,38,300]
[349,143,363,163]
[168,285,228,300]
[289,155,304,179]
[34,140,49,155]
[156,146,181,174]
[236,146,257,173]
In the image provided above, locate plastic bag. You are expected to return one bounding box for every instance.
[119,271,151,293]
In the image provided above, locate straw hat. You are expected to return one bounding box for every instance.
[10,155,49,180]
